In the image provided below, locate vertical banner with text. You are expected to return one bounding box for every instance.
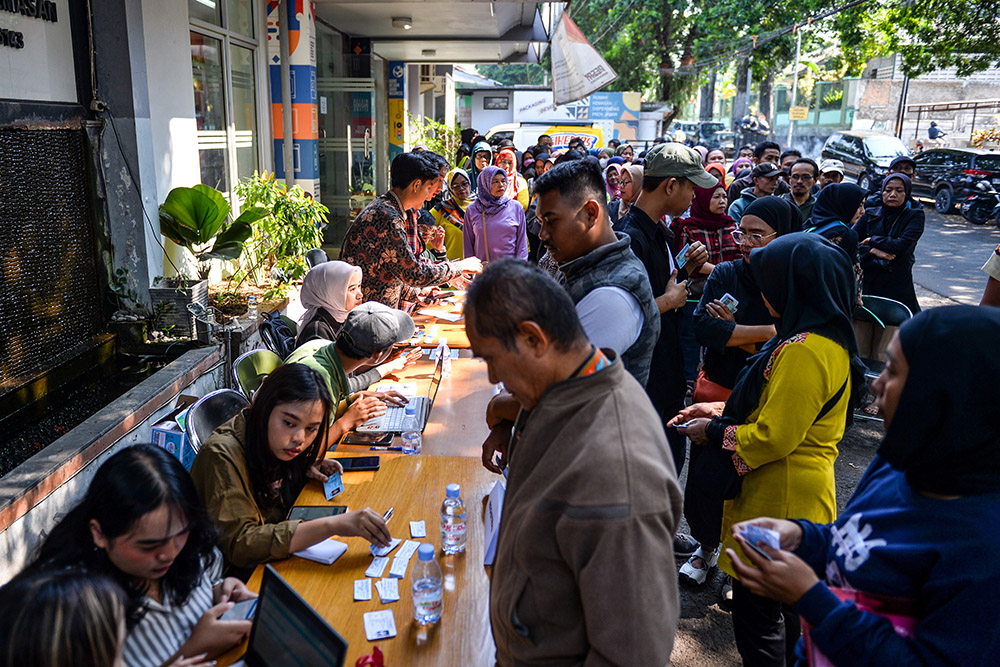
[388,61,406,159]
[267,0,319,195]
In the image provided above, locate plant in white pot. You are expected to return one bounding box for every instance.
[154,184,266,338]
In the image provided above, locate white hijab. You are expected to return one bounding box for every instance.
[298,261,362,329]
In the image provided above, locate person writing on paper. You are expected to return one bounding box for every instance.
[286,303,416,446]
[191,364,392,578]
[295,262,421,391]
[469,259,682,666]
[27,445,255,667]
[463,166,529,263]
[727,306,1000,666]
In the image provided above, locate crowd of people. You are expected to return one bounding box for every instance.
[2,129,999,667]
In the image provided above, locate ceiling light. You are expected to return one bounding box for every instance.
[422,49,436,57]
[391,17,413,30]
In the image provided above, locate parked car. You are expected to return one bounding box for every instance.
[911,147,1000,214]
[668,120,729,149]
[821,131,910,191]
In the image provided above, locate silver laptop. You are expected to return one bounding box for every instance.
[356,355,443,433]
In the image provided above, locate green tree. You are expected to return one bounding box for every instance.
[474,64,549,86]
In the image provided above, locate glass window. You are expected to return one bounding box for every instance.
[230,44,258,182]
[188,0,221,26]
[864,136,908,159]
[227,0,255,38]
[942,151,970,169]
[191,31,229,192]
[975,155,1000,173]
[917,151,946,167]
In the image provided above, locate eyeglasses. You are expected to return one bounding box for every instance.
[789,173,814,182]
[732,229,778,246]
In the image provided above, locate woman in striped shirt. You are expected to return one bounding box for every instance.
[28,445,254,667]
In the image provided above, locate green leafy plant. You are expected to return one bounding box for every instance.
[158,184,268,282]
[232,171,327,294]
[408,113,462,166]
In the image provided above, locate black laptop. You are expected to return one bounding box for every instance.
[232,565,348,667]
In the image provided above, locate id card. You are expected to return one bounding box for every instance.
[324,473,343,501]
[739,524,780,550]
[719,292,740,315]
[675,242,691,270]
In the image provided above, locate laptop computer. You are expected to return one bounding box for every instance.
[231,565,348,667]
[356,355,443,433]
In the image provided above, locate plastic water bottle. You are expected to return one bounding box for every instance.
[247,295,258,321]
[440,483,467,554]
[411,544,443,625]
[438,337,452,377]
[400,405,422,455]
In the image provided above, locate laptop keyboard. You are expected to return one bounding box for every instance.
[372,397,426,431]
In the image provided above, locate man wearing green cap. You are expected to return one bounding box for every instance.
[619,142,715,556]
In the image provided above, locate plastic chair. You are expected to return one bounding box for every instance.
[852,295,912,421]
[306,248,329,268]
[232,349,283,399]
[184,389,250,455]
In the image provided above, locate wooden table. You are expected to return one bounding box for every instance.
[338,357,494,458]
[410,306,471,349]
[217,456,500,666]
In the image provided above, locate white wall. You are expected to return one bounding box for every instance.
[141,0,202,281]
[0,0,76,102]
[469,90,513,134]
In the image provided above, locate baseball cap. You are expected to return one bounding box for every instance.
[751,162,782,179]
[819,159,845,175]
[889,155,916,169]
[643,143,718,188]
[339,303,415,357]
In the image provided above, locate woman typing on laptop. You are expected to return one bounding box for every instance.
[190,364,392,579]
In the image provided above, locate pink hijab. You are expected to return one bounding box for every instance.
[605,163,623,200]
[298,260,362,329]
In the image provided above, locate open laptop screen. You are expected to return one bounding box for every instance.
[246,565,348,667]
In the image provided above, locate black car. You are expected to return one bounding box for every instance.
[821,131,910,191]
[911,148,1000,214]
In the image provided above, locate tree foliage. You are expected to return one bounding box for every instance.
[474,64,549,86]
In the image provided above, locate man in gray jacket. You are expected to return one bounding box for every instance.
[468,259,682,666]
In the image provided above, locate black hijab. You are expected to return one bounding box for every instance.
[808,183,867,260]
[869,173,913,236]
[741,196,798,237]
[723,233,866,424]
[878,306,1000,496]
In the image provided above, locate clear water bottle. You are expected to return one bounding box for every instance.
[438,337,451,377]
[440,483,467,554]
[411,543,443,625]
[247,295,258,321]
[400,405,422,455]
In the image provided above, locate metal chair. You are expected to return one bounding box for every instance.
[852,295,913,421]
[306,248,329,268]
[232,349,283,399]
[184,389,250,455]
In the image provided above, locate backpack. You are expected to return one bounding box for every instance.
[259,310,297,359]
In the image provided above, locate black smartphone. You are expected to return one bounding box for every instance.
[287,505,348,521]
[741,537,775,562]
[335,456,381,472]
[342,431,394,446]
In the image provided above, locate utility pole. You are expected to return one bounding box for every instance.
[279,0,295,188]
[787,27,802,147]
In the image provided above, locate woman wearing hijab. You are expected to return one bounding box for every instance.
[604,163,623,202]
[678,197,796,586]
[455,143,472,170]
[806,183,867,303]
[693,145,709,165]
[431,168,472,260]
[609,164,643,229]
[728,305,1000,666]
[295,261,416,392]
[469,141,493,194]
[494,147,529,210]
[463,166,528,263]
[672,233,866,664]
[614,143,635,163]
[853,173,925,314]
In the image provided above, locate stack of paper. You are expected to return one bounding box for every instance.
[375,578,400,603]
[293,539,348,565]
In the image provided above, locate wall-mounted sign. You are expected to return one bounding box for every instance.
[484,96,509,110]
[788,106,810,121]
[1,0,75,102]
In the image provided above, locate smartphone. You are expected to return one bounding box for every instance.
[342,431,394,446]
[740,536,775,562]
[287,505,348,521]
[335,456,381,472]
[219,598,258,622]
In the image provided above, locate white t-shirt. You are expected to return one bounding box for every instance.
[122,550,224,667]
[983,245,1000,282]
[575,286,644,354]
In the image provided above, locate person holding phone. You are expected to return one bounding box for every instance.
[26,445,254,667]
[728,306,1000,666]
[190,364,392,578]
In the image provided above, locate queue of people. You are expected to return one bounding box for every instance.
[2,129,997,667]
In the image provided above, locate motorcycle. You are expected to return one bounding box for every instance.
[960,179,1000,226]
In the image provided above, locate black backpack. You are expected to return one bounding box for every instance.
[259,310,297,359]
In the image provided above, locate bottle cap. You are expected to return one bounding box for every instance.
[438,337,447,345]
[417,543,435,561]
[446,483,460,498]
[405,404,418,416]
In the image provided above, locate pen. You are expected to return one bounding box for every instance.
[370,445,404,451]
[382,507,394,523]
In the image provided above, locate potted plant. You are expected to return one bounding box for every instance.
[154,184,266,337]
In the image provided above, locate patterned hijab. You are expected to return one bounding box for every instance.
[472,166,510,215]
